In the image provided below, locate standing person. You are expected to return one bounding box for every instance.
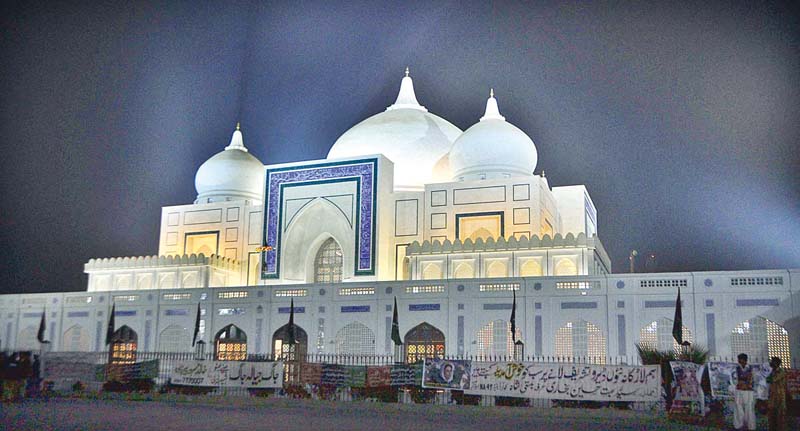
[766,357,787,431]
[733,353,756,431]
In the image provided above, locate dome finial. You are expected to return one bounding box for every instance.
[225,123,248,152]
[386,67,427,112]
[480,87,505,121]
[236,122,241,131]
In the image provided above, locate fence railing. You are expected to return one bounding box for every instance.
[4,349,795,398]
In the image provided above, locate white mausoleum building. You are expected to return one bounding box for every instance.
[1,71,797,365]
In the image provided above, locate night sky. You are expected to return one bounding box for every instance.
[1,1,799,294]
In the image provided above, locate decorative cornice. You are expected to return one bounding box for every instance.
[406,232,602,255]
[84,254,240,272]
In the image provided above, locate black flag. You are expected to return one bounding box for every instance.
[287,298,297,344]
[105,303,116,345]
[391,297,402,346]
[510,289,517,343]
[37,307,48,344]
[192,302,201,347]
[672,287,688,346]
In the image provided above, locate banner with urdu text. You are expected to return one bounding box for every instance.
[170,360,283,388]
[465,362,662,401]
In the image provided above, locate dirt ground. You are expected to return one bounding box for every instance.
[0,397,762,431]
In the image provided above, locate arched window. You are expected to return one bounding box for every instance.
[476,320,522,358]
[485,261,508,278]
[453,263,474,279]
[555,320,606,363]
[314,238,343,283]
[62,325,91,352]
[422,262,442,280]
[639,318,692,352]
[731,317,791,365]
[15,326,38,351]
[519,259,542,277]
[554,258,578,276]
[404,322,445,363]
[335,322,376,355]
[159,325,190,353]
[214,324,247,361]
[273,323,308,382]
[272,323,308,361]
[110,325,138,364]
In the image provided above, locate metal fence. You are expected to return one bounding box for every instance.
[4,349,796,398]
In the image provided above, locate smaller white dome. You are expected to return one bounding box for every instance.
[448,90,538,181]
[195,124,265,204]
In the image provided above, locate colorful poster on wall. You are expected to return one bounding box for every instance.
[707,362,736,399]
[422,358,471,389]
[391,364,421,386]
[42,352,99,382]
[170,360,283,388]
[466,362,661,401]
[670,361,702,402]
[366,366,391,387]
[708,362,771,400]
[300,362,322,385]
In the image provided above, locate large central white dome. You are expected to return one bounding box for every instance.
[327,72,462,191]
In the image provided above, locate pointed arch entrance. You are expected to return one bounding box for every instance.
[273,323,308,382]
[214,324,247,360]
[109,325,138,364]
[404,322,445,363]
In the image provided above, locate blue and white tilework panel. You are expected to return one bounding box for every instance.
[262,158,378,278]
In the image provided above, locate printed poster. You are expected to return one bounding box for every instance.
[170,360,283,388]
[466,362,661,401]
[422,358,471,389]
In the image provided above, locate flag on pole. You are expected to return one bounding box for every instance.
[672,287,689,346]
[37,307,48,344]
[391,297,403,346]
[510,289,517,343]
[105,303,116,345]
[287,298,297,344]
[192,302,201,347]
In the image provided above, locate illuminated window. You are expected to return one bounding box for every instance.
[158,325,190,353]
[640,279,687,288]
[485,260,508,278]
[555,320,606,363]
[314,238,343,283]
[275,289,308,297]
[404,322,445,364]
[554,258,578,276]
[335,322,376,355]
[421,262,443,280]
[217,291,248,299]
[479,283,519,292]
[214,324,247,361]
[519,259,542,277]
[338,287,375,296]
[731,316,791,365]
[62,325,90,351]
[405,285,446,294]
[273,323,308,381]
[184,231,219,256]
[476,320,521,358]
[639,318,693,352]
[453,263,474,279]
[457,213,502,242]
[113,295,140,302]
[109,325,138,364]
[317,318,325,352]
[162,293,192,301]
[556,281,597,290]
